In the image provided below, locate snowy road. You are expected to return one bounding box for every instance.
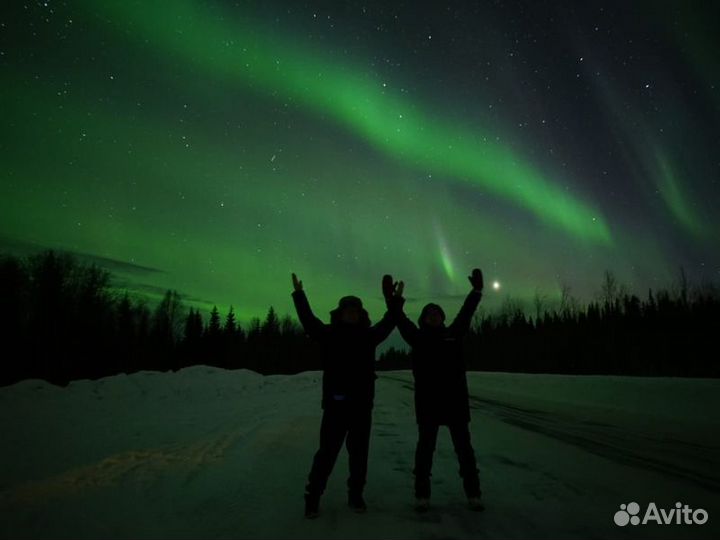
[384,371,720,492]
[466,388,720,494]
[1,368,718,539]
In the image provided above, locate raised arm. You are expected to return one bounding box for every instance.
[396,310,420,347]
[291,273,327,340]
[387,279,420,347]
[370,310,396,346]
[370,274,399,345]
[448,268,483,336]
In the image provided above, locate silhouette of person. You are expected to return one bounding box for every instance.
[390,268,484,512]
[291,273,400,518]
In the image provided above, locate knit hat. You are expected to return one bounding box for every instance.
[330,295,370,327]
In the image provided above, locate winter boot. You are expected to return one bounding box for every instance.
[348,491,367,513]
[467,495,485,512]
[304,492,320,519]
[463,475,483,511]
[415,497,430,513]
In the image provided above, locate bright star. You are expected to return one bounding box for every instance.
[493,281,500,290]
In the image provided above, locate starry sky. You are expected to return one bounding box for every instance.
[1,0,719,322]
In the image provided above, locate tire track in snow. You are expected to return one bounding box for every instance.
[379,373,720,493]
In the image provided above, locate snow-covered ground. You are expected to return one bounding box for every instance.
[1,368,718,539]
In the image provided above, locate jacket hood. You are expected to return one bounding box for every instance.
[418,302,446,329]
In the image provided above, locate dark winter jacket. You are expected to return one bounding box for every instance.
[292,290,396,410]
[394,290,482,425]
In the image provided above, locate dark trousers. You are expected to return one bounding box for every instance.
[414,422,481,498]
[306,404,372,497]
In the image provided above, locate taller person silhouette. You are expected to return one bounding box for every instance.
[291,273,400,518]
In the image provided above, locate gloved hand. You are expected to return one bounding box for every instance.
[383,275,405,309]
[468,268,484,292]
[387,280,405,310]
[382,274,395,301]
[291,273,303,292]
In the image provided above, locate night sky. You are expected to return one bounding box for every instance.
[2,0,719,321]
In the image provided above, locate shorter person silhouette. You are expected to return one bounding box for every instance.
[390,269,484,512]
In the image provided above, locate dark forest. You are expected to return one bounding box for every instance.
[1,250,718,387]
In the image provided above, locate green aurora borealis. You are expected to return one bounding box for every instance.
[1,0,718,321]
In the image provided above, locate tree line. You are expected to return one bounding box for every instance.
[0,250,320,386]
[1,250,718,386]
[382,270,719,377]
